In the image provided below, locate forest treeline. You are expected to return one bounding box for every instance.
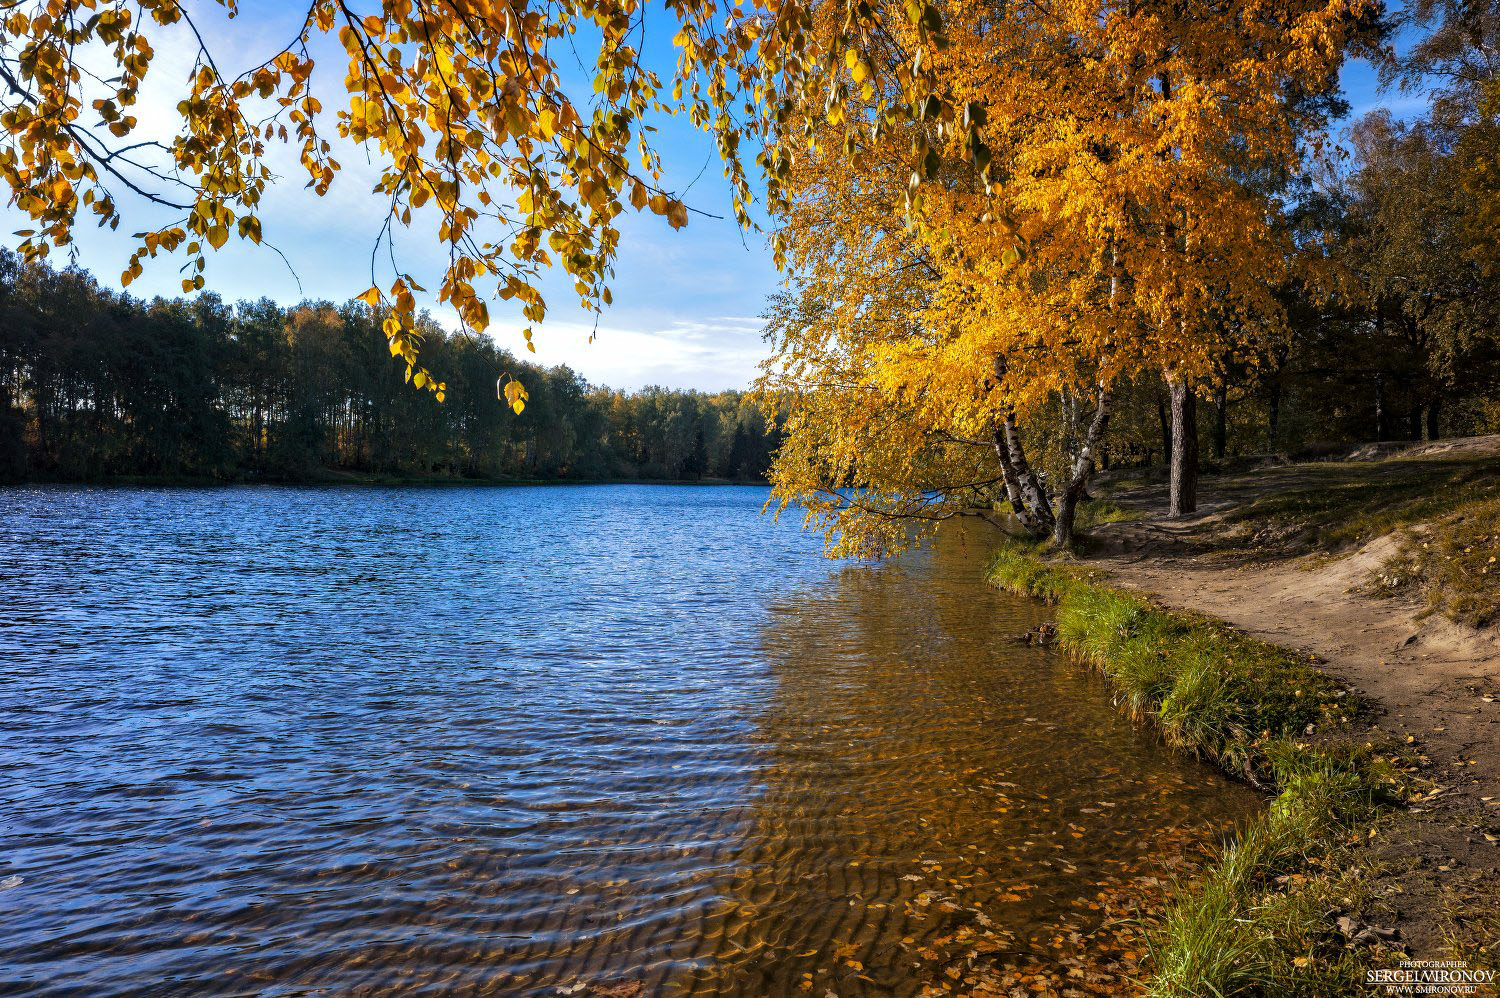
[0,253,779,484]
[1090,108,1500,470]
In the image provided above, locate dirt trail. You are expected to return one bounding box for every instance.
[1085,453,1500,954]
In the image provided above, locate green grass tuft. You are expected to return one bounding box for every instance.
[1221,458,1500,554]
[1216,458,1500,627]
[1075,497,1146,529]
[1373,498,1500,627]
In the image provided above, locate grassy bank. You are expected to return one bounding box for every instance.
[1366,495,1500,627]
[990,544,1409,996]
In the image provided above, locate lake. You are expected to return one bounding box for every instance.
[0,485,1260,996]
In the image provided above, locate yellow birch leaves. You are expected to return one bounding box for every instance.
[498,374,528,415]
[1,0,955,383]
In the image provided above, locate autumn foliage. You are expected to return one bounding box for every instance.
[0,0,954,394]
[758,0,1376,551]
[1,0,1384,549]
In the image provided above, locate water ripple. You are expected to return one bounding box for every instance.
[0,485,1259,996]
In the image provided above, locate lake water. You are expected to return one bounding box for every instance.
[0,485,1260,996]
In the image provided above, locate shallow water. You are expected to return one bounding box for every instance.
[0,485,1260,996]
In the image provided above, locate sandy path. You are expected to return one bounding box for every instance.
[1087,475,1500,953]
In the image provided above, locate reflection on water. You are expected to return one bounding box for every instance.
[0,486,1259,996]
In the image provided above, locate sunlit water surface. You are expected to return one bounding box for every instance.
[1,485,1260,996]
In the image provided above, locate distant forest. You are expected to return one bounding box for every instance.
[0,253,780,484]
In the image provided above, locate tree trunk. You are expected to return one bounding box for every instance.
[1212,383,1228,459]
[988,355,1053,538]
[1053,387,1111,548]
[1006,414,1055,534]
[992,426,1028,514]
[1409,403,1422,442]
[1374,372,1387,441]
[1053,491,1081,550]
[992,416,1054,537]
[1156,391,1172,467]
[1168,374,1198,517]
[1426,399,1441,441]
[1267,379,1281,452]
[1060,387,1077,451]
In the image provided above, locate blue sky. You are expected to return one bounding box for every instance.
[3,5,1430,391]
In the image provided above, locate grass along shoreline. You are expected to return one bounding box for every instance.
[989,543,1412,996]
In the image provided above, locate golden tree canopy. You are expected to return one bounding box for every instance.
[756,0,1375,554]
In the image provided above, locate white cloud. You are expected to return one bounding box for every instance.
[426,305,767,392]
